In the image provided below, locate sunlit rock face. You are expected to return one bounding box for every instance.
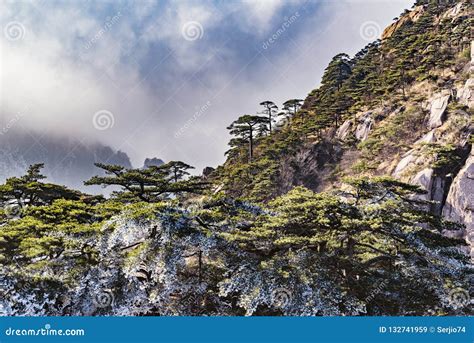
[443,152,474,258]
[336,120,353,140]
[457,78,473,109]
[427,92,450,129]
[355,112,373,141]
[382,5,424,40]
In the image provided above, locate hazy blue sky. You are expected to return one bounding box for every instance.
[1,0,413,172]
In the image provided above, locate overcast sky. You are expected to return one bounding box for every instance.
[0,0,414,172]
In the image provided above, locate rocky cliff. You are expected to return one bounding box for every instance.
[218,0,473,256]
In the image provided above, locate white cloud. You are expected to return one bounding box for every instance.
[0,0,414,173]
[240,0,285,34]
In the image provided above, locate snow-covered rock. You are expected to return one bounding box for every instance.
[427,93,450,129]
[442,152,474,257]
[355,112,372,141]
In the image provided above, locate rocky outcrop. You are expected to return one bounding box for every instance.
[355,112,373,141]
[415,130,437,144]
[442,152,474,257]
[278,140,343,194]
[411,168,434,201]
[336,120,353,140]
[441,2,465,20]
[393,131,437,178]
[427,92,450,129]
[0,129,132,192]
[393,152,416,178]
[142,157,164,168]
[457,78,473,109]
[202,166,215,178]
[382,5,424,40]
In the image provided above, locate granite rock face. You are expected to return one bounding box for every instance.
[382,5,424,40]
[427,92,450,129]
[336,120,353,140]
[442,152,474,257]
[355,112,373,141]
[457,78,473,109]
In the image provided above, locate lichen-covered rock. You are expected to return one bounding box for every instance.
[427,93,450,129]
[336,120,353,140]
[442,152,474,257]
[355,112,372,141]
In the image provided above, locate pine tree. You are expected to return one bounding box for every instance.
[84,162,206,202]
[227,115,269,162]
[259,101,279,133]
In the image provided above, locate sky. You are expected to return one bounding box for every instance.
[0,0,414,173]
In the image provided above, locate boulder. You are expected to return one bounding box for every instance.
[393,152,416,177]
[427,92,450,129]
[336,120,353,140]
[414,130,437,145]
[457,78,473,109]
[442,152,474,257]
[355,112,372,141]
[411,168,434,201]
[410,168,446,215]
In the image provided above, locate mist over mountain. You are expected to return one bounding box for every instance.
[0,128,132,192]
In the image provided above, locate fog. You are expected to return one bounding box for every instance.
[0,0,413,178]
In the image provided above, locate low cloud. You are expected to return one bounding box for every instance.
[0,0,413,173]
